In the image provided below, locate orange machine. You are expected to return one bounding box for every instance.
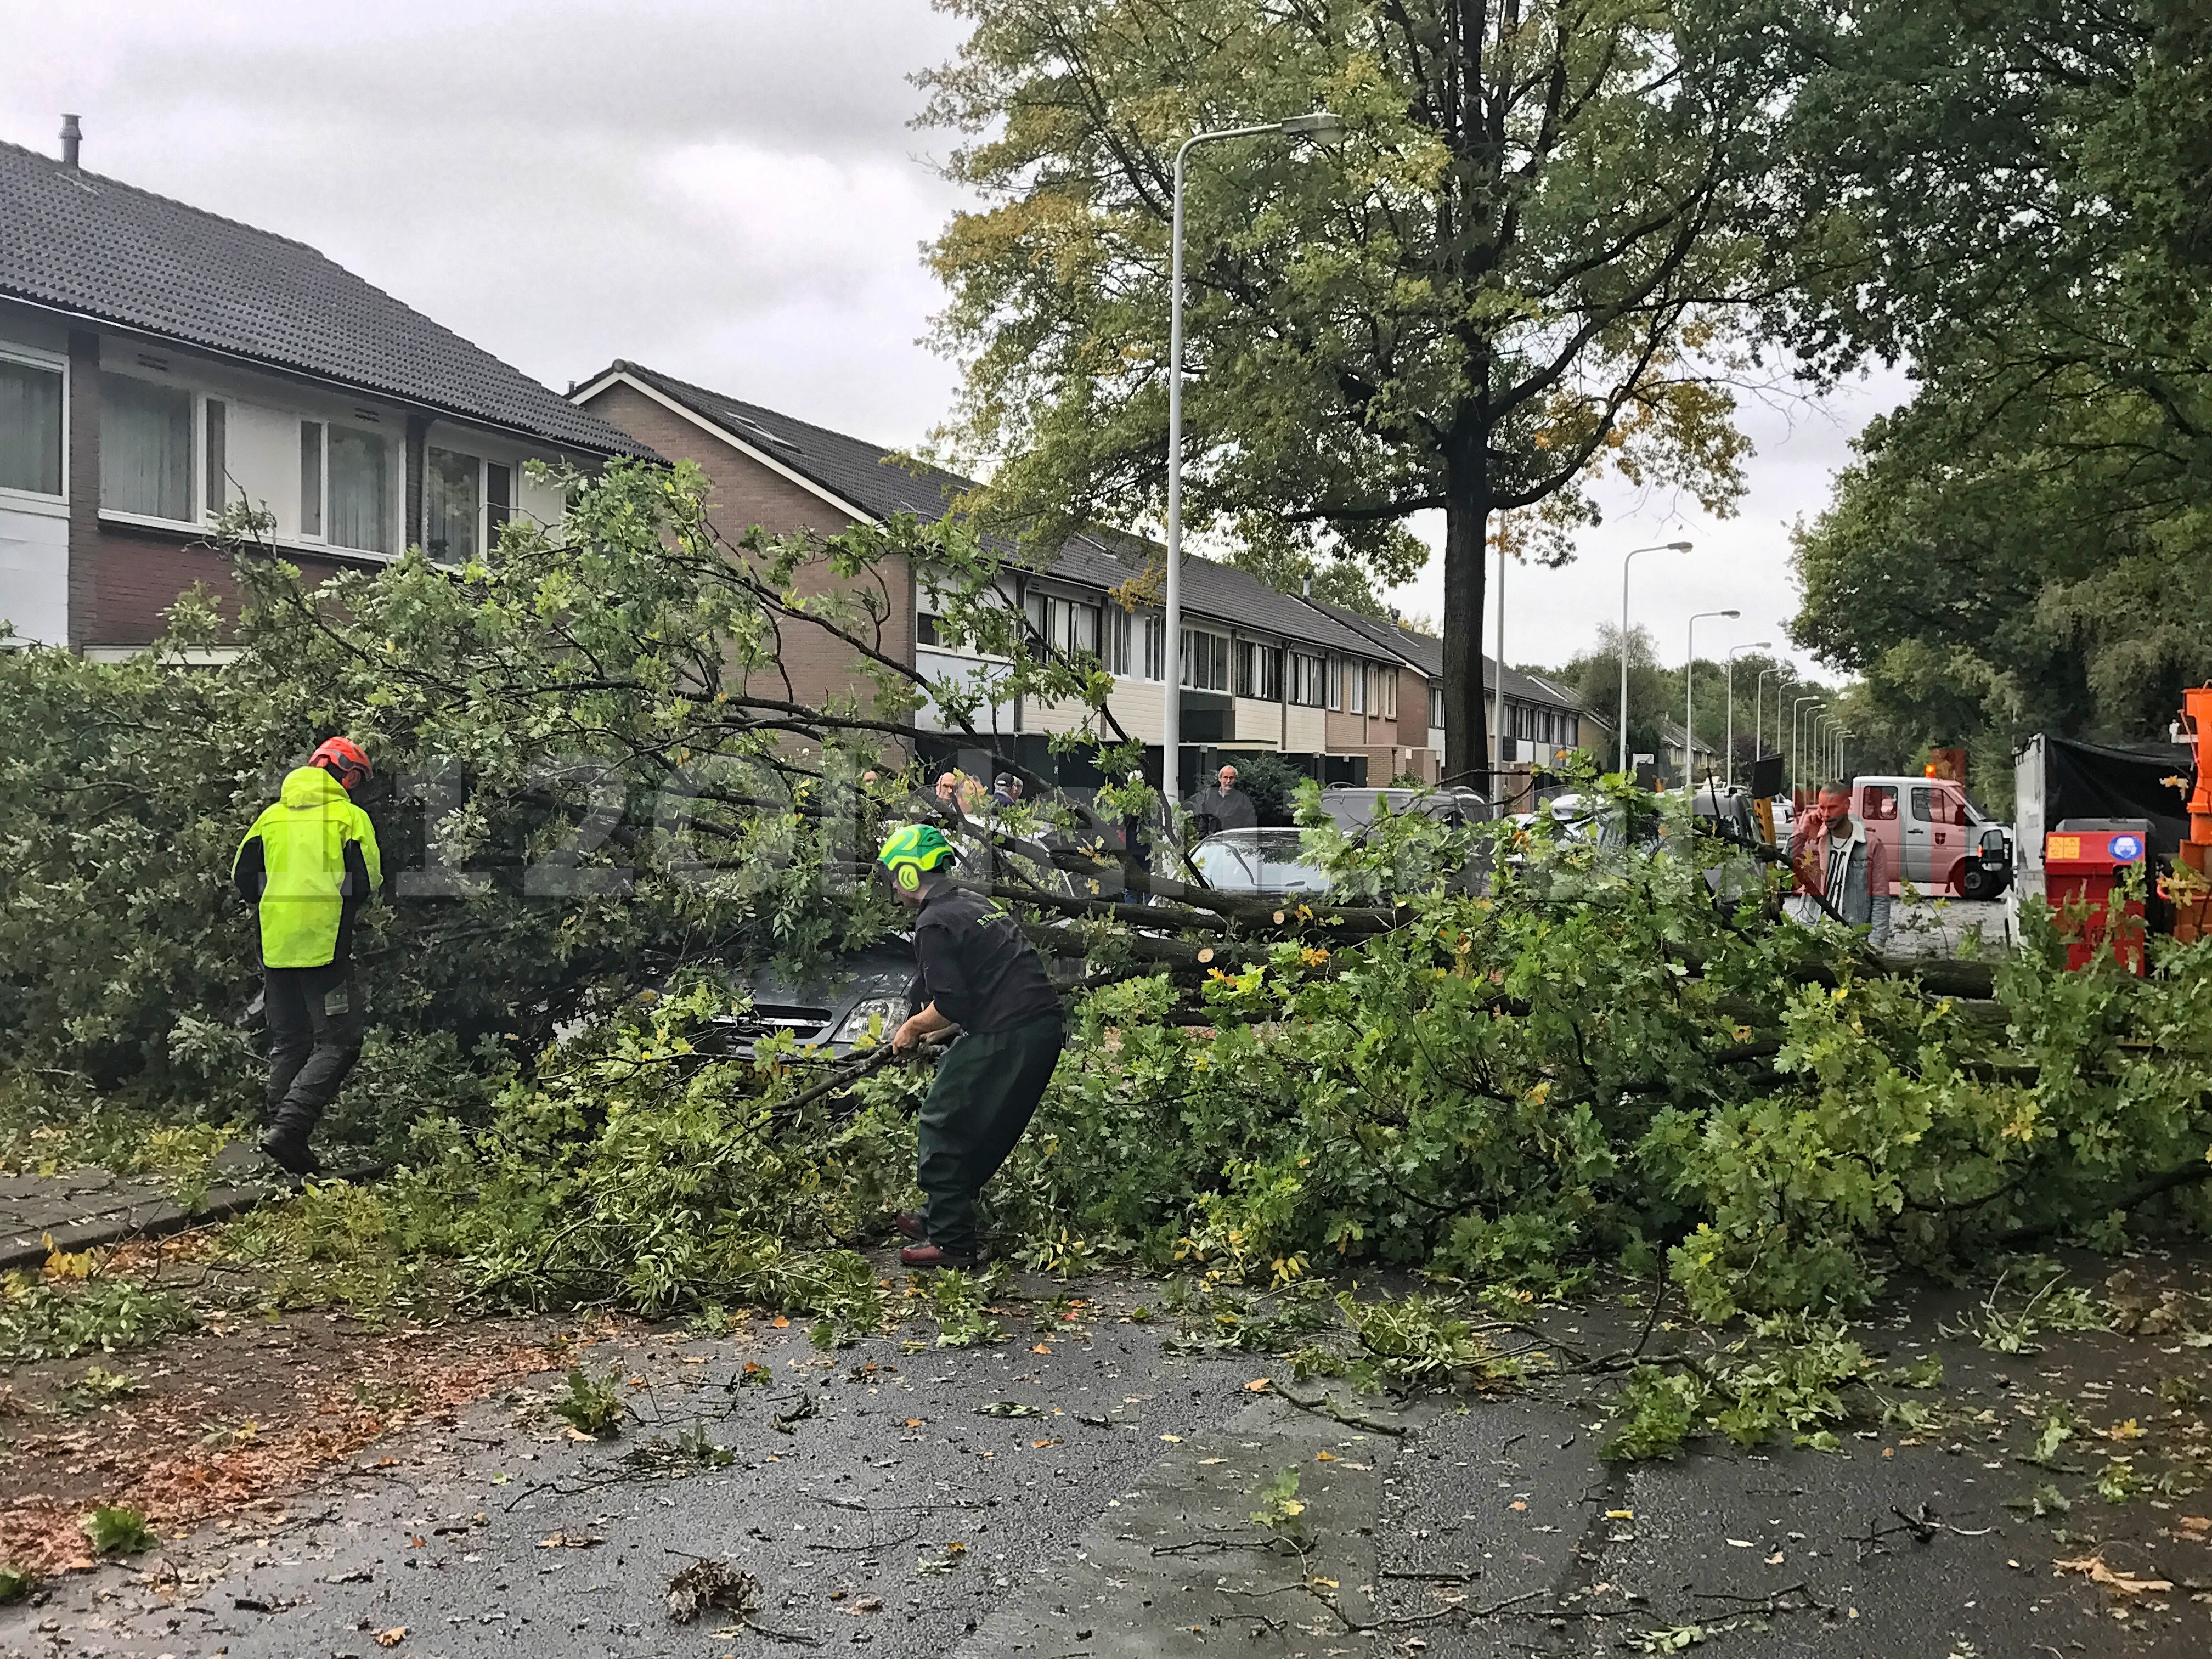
[2172,687,2212,944]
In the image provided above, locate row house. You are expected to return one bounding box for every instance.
[569,362,1465,795]
[0,129,650,656]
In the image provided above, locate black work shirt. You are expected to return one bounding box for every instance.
[913,883,1060,1034]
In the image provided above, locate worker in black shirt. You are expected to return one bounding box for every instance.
[876,823,1064,1269]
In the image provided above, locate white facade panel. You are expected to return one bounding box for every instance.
[0,504,69,645]
[1284,703,1328,753]
[225,402,301,533]
[915,646,1015,736]
[518,469,568,534]
[1104,677,1164,741]
[1231,697,1286,750]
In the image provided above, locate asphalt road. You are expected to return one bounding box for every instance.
[7,1257,2210,1659]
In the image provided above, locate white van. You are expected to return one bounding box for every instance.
[1846,776,2015,899]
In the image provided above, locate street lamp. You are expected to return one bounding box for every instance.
[1163,111,1344,798]
[1791,696,1823,797]
[1754,665,1793,775]
[1723,642,1771,788]
[1618,541,1693,774]
[1684,610,1740,786]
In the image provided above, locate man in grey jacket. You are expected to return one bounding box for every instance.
[1790,780,1893,949]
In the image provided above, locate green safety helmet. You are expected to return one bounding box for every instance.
[876,823,957,892]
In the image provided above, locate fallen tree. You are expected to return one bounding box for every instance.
[3,464,2208,1330]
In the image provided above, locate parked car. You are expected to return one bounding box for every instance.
[721,938,919,1058]
[1188,827,1333,897]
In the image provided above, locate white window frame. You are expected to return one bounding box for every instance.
[425,443,487,567]
[1180,625,1230,692]
[1347,658,1367,715]
[96,367,208,531]
[1143,613,1166,681]
[0,341,69,512]
[294,414,399,557]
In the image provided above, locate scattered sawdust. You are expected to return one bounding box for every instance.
[1,1312,603,1577]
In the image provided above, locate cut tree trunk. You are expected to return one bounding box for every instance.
[1440,444,1490,789]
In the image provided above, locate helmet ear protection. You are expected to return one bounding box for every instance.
[896,862,922,893]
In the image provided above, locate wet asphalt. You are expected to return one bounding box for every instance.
[5,1261,2210,1659]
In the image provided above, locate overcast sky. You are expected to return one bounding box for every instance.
[2,0,1898,680]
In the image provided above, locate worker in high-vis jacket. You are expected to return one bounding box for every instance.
[232,738,382,1175]
[877,823,1064,1269]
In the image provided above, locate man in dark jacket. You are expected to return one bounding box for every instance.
[232,737,382,1174]
[876,823,1063,1269]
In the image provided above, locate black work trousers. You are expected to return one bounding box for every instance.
[263,962,365,1142]
[917,1013,1064,1256]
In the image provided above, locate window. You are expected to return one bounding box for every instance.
[1380,667,1396,720]
[1911,785,1967,826]
[917,610,941,648]
[1235,640,1280,700]
[1429,685,1444,729]
[426,447,480,565]
[1025,592,1102,659]
[204,399,227,516]
[1105,607,1133,674]
[486,462,511,549]
[0,354,64,497]
[1288,652,1325,708]
[1143,614,1166,681]
[1327,656,1344,710]
[1862,785,1899,822]
[1347,659,1367,714]
[1180,627,1229,691]
[327,426,390,553]
[1561,714,1577,747]
[101,373,194,521]
[300,422,324,537]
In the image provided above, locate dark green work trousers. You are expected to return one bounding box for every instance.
[918,1013,1065,1256]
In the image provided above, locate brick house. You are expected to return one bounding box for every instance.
[0,128,651,656]
[1292,595,1599,792]
[569,360,1426,795]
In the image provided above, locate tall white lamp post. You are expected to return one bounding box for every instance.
[1723,642,1771,788]
[1792,696,1823,796]
[1618,541,1693,774]
[1684,610,1739,785]
[1163,111,1343,800]
[1754,666,1792,771]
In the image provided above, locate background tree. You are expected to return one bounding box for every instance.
[1782,1,2212,771]
[922,0,1813,783]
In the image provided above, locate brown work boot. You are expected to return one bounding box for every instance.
[900,1242,979,1271]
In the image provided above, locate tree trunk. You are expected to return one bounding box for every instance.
[1440,442,1491,788]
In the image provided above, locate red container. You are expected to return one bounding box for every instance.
[2045,820,2151,973]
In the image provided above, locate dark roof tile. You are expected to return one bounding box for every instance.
[0,140,649,456]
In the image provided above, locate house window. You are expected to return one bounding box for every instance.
[1143,614,1166,681]
[487,462,511,549]
[1380,667,1396,720]
[0,353,64,498]
[1327,656,1344,710]
[1347,659,1367,714]
[1180,627,1229,691]
[1235,640,1280,700]
[1024,593,1101,658]
[100,373,195,522]
[204,399,227,516]
[426,448,480,565]
[1105,607,1132,674]
[1428,685,1444,729]
[1288,652,1324,707]
[917,610,941,648]
[327,426,390,554]
[300,422,324,537]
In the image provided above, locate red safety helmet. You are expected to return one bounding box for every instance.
[309,736,372,790]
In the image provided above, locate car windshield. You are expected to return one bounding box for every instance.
[1190,830,1331,896]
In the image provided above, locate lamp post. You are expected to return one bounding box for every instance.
[1618,541,1694,774]
[1163,111,1343,801]
[1684,610,1740,786]
[1791,696,1823,797]
[1723,642,1770,788]
[1754,666,1792,776]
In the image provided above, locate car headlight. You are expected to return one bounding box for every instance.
[829,996,907,1045]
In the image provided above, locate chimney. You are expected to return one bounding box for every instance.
[59,114,82,168]
[1301,574,1312,597]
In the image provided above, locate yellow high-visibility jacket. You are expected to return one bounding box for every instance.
[232,766,382,969]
